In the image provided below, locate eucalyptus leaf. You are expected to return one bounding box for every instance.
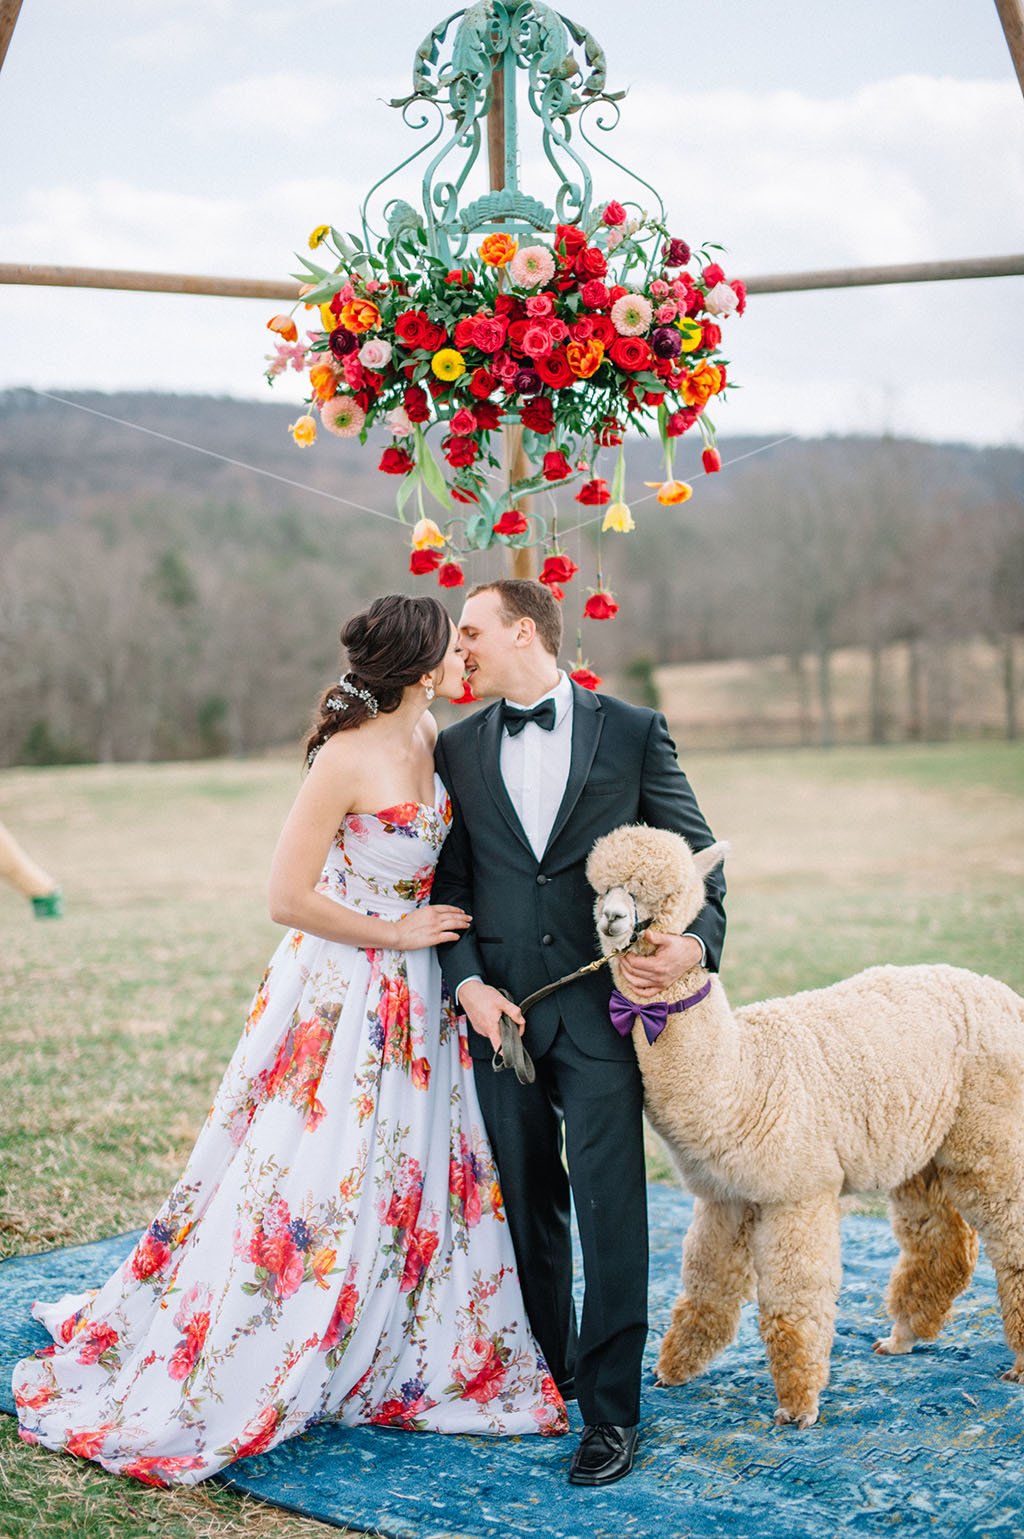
[415,429,453,510]
[396,467,421,523]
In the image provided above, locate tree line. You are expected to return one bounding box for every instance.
[0,390,1020,764]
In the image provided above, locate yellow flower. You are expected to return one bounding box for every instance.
[319,302,337,331]
[602,502,635,532]
[431,347,466,382]
[644,479,693,505]
[675,317,704,351]
[412,517,446,550]
[308,224,330,249]
[288,415,318,447]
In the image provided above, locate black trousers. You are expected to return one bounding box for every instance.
[472,1024,649,1427]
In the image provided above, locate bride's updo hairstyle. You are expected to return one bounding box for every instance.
[304,594,451,766]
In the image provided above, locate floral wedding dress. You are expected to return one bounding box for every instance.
[13,773,566,1484]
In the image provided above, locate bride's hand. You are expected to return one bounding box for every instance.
[392,906,472,951]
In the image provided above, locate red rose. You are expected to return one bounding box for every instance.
[493,509,530,536]
[702,262,726,287]
[493,292,525,319]
[534,350,574,388]
[574,246,608,280]
[554,223,587,259]
[580,279,610,309]
[443,434,478,468]
[450,407,477,436]
[445,269,473,286]
[379,445,415,475]
[542,450,572,482]
[410,548,445,574]
[607,284,628,303]
[608,336,652,372]
[662,238,692,268]
[539,554,578,588]
[602,200,627,226]
[584,590,619,620]
[570,666,602,689]
[468,367,497,399]
[474,400,501,430]
[471,315,508,353]
[666,408,700,436]
[403,384,430,423]
[506,319,530,353]
[731,279,747,315]
[520,396,554,434]
[575,477,611,506]
[643,390,665,406]
[453,317,478,351]
[395,310,445,351]
[701,320,722,349]
[586,314,617,348]
[438,562,465,588]
[702,447,722,474]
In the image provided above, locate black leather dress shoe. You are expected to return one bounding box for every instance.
[567,1422,639,1486]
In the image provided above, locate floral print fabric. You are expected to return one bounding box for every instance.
[13,773,566,1485]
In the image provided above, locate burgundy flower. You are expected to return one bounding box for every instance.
[474,400,501,430]
[662,238,692,268]
[328,326,358,360]
[651,326,683,359]
[520,396,554,434]
[403,384,430,423]
[513,367,543,395]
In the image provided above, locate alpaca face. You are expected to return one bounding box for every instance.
[595,885,648,953]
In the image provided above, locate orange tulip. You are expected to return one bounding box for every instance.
[566,338,605,379]
[309,362,340,402]
[644,479,693,505]
[339,298,381,334]
[479,232,518,267]
[681,361,723,409]
[267,314,298,341]
[289,415,318,447]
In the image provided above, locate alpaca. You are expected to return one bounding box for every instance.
[585,825,1024,1429]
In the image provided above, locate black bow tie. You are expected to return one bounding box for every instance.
[501,698,557,736]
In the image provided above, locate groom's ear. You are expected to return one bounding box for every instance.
[514,617,536,647]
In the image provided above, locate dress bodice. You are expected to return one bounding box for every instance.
[318,771,452,919]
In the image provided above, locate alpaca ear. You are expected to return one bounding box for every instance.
[693,840,730,879]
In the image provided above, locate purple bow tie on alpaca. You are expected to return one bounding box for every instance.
[608,982,713,1045]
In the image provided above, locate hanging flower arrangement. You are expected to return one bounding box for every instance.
[266,201,744,612]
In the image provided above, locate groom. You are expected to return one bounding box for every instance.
[432,579,726,1486]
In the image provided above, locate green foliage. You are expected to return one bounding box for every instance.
[17,720,92,767]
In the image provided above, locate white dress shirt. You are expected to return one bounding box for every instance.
[500,670,574,859]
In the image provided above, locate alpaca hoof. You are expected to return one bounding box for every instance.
[999,1364,1024,1384]
[773,1404,819,1430]
[872,1332,914,1357]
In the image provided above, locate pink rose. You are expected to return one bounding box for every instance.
[650,279,670,298]
[655,301,679,324]
[357,337,392,370]
[525,293,555,317]
[602,200,627,226]
[450,406,477,436]
[521,324,554,360]
[703,281,739,317]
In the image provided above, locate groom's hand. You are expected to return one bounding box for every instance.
[618,931,703,999]
[458,980,526,1052]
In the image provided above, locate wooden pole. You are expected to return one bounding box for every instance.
[742,253,1024,295]
[486,55,536,579]
[0,262,300,300]
[0,0,23,75]
[994,0,1024,98]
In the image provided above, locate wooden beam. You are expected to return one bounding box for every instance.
[994,0,1024,98]
[2,254,1021,304]
[0,262,301,300]
[0,0,24,75]
[742,253,1024,296]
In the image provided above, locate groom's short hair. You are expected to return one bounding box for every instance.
[467,579,562,658]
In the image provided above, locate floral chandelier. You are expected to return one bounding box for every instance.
[264,1,744,674]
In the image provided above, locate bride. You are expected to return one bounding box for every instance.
[13,593,568,1485]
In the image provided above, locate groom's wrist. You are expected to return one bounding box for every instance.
[455,974,483,1007]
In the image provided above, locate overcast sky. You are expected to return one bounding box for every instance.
[1,0,1022,448]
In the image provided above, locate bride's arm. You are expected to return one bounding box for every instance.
[267,733,470,952]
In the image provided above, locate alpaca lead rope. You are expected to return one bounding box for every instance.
[491,916,654,1085]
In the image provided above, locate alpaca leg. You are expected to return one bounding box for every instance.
[752,1193,841,1429]
[655,1197,756,1386]
[943,1168,1024,1382]
[874,1164,978,1357]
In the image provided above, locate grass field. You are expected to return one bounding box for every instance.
[1,742,1022,1536]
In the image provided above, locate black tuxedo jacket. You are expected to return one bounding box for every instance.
[432,683,726,1062]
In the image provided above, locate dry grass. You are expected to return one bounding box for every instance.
[1,742,1022,1533]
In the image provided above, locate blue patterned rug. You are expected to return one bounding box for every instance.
[3,1185,1023,1538]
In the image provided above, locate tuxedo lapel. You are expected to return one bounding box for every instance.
[476,702,535,856]
[543,683,604,857]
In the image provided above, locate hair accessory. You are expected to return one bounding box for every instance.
[337,677,379,717]
[324,694,350,713]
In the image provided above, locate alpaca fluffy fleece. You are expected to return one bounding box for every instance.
[586,825,1024,1429]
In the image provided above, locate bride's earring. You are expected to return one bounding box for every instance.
[424,680,436,702]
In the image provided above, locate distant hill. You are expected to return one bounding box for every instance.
[1,389,1021,762]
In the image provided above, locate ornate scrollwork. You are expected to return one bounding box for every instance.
[363,1,656,263]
